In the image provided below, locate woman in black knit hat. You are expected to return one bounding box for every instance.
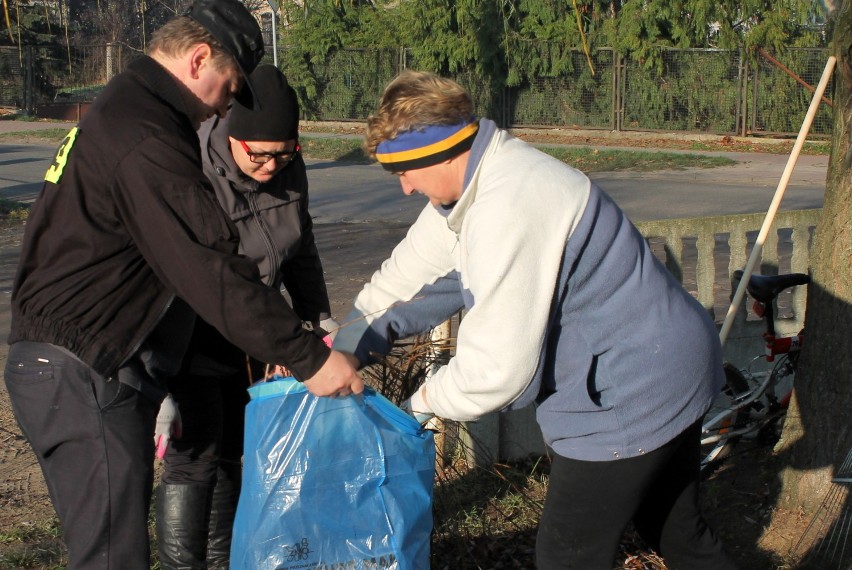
[153,64,339,570]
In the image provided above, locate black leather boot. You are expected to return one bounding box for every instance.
[206,463,241,570]
[156,484,213,570]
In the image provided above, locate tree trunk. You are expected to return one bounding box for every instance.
[774,5,852,515]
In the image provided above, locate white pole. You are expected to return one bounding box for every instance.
[266,0,279,68]
[272,10,278,68]
[718,55,836,346]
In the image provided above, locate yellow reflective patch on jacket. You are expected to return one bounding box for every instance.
[44,127,80,184]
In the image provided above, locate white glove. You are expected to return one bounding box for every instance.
[154,393,182,460]
[310,317,340,347]
[400,387,435,425]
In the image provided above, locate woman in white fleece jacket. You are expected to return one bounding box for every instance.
[333,70,737,570]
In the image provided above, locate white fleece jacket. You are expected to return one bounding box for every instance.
[334,124,589,421]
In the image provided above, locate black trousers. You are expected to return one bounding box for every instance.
[536,420,738,570]
[161,370,249,485]
[4,341,160,570]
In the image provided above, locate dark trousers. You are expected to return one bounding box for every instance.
[4,341,160,570]
[161,371,249,484]
[536,420,738,570]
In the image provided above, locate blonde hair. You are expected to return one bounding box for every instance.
[149,16,234,72]
[364,70,474,156]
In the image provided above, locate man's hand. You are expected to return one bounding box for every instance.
[338,351,360,370]
[154,394,182,460]
[302,350,364,398]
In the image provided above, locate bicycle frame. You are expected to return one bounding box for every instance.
[702,354,792,444]
[700,271,809,472]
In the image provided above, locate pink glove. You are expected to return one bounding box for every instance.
[307,318,339,347]
[154,394,182,460]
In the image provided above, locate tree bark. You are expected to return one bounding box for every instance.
[775,3,852,515]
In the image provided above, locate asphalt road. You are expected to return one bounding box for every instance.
[0,122,829,327]
[0,128,829,224]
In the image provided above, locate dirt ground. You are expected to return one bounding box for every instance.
[0,125,827,568]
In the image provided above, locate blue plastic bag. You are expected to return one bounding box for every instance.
[231,378,435,570]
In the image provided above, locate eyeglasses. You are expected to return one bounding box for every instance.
[237,140,301,165]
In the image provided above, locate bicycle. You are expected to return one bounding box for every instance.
[700,270,810,474]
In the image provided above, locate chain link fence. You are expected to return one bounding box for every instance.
[621,49,743,133]
[0,46,25,110]
[0,43,141,113]
[286,47,400,121]
[0,44,833,137]
[749,47,833,135]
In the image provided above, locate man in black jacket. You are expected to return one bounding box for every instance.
[3,2,362,568]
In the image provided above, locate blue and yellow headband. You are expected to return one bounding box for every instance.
[375,120,479,172]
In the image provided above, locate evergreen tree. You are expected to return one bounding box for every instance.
[278,0,400,117]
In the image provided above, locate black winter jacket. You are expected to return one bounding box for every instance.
[9,56,330,381]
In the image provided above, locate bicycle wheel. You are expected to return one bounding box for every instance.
[700,363,751,474]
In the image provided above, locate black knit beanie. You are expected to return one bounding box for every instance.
[228,64,299,141]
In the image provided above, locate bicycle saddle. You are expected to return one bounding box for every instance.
[733,270,810,304]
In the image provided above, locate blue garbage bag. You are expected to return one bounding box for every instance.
[231,377,435,570]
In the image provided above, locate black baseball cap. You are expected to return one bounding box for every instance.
[183,0,265,109]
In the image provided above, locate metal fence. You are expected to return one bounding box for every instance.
[0,43,833,137]
[621,49,743,133]
[0,43,141,112]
